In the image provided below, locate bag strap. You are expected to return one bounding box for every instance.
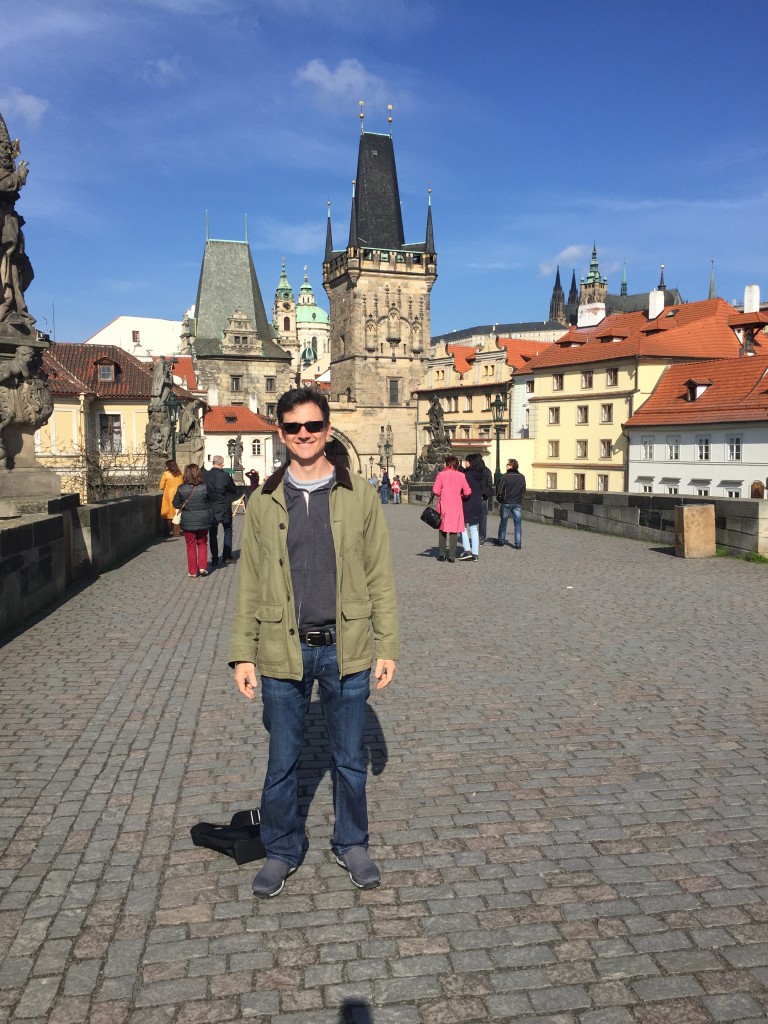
[177,484,198,513]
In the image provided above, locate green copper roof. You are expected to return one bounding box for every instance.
[296,304,329,325]
[275,261,294,302]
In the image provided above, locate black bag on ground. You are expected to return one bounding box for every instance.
[420,495,441,530]
[190,808,265,864]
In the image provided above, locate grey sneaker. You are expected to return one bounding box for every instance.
[251,859,297,899]
[335,847,381,889]
[457,551,474,561]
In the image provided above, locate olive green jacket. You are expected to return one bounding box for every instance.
[228,463,400,678]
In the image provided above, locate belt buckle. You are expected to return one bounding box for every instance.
[305,631,321,647]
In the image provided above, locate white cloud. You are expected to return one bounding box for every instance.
[0,89,50,130]
[296,58,388,110]
[539,244,589,277]
[141,56,185,87]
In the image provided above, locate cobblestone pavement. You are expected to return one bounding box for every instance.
[2,505,768,1024]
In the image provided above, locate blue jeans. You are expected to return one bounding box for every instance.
[460,522,479,556]
[260,645,371,866]
[380,486,388,504]
[209,520,232,562]
[498,503,522,546]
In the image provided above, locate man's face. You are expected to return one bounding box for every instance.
[278,402,332,465]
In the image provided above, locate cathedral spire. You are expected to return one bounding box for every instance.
[709,259,716,300]
[658,263,666,290]
[325,201,333,261]
[567,270,578,306]
[425,187,434,253]
[349,131,405,250]
[549,265,565,323]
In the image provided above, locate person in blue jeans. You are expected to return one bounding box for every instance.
[230,388,399,899]
[380,470,390,504]
[495,458,526,549]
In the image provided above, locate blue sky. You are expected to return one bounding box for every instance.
[5,0,767,344]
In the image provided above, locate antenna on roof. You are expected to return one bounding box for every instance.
[359,100,365,134]
[387,103,393,136]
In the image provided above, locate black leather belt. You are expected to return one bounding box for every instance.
[299,627,336,646]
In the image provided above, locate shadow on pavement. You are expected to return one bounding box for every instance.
[337,998,374,1023]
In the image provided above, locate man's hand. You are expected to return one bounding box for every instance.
[374,659,396,690]
[234,661,259,700]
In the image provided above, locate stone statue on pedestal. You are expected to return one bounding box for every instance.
[146,356,175,456]
[412,397,453,482]
[0,112,56,504]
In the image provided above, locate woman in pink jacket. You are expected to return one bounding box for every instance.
[432,455,471,562]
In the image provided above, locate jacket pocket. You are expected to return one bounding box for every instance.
[255,604,283,623]
[340,600,373,662]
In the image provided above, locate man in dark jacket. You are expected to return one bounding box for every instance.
[495,458,526,549]
[478,457,494,544]
[204,455,238,567]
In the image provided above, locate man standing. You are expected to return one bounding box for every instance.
[478,457,494,544]
[495,458,526,549]
[203,455,238,567]
[229,387,399,899]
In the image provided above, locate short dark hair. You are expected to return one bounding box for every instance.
[183,463,203,485]
[276,387,330,424]
[508,459,519,472]
[444,455,459,469]
[467,453,482,470]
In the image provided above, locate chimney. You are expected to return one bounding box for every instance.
[744,284,760,314]
[648,288,665,320]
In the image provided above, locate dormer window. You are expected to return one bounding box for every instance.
[98,363,115,382]
[685,378,711,401]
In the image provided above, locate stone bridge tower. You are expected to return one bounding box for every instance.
[322,124,437,477]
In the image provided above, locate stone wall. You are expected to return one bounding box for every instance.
[0,493,164,636]
[523,490,768,557]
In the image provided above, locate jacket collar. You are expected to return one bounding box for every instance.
[263,460,353,495]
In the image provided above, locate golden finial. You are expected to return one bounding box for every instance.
[359,100,365,133]
[387,104,393,136]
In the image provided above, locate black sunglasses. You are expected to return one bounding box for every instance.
[280,419,327,435]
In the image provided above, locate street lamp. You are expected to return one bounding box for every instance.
[490,391,507,486]
[164,391,182,462]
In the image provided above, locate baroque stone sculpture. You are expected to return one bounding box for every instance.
[0,111,56,493]
[411,397,452,482]
[145,356,175,456]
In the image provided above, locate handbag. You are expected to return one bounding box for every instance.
[420,494,442,530]
[190,808,265,865]
[172,485,197,525]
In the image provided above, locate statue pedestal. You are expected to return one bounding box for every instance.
[0,465,61,518]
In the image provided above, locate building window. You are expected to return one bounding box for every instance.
[266,403,276,419]
[388,379,400,405]
[526,380,534,394]
[546,472,557,489]
[574,473,586,490]
[726,486,741,498]
[597,474,609,492]
[98,363,115,382]
[548,440,560,458]
[576,405,589,424]
[601,403,613,423]
[576,440,588,459]
[230,376,242,392]
[552,373,564,392]
[283,316,290,331]
[464,395,473,412]
[696,436,710,461]
[667,438,680,461]
[462,425,471,439]
[548,406,560,425]
[581,370,593,389]
[483,394,492,411]
[641,438,654,460]
[606,368,618,387]
[132,330,140,344]
[642,483,653,493]
[98,414,122,453]
[667,484,679,495]
[600,439,612,459]
[696,486,710,496]
[251,440,261,456]
[265,377,276,393]
[727,436,742,461]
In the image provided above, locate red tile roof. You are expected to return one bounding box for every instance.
[204,405,278,433]
[518,299,761,372]
[625,356,768,427]
[169,355,199,391]
[44,343,195,400]
[496,336,551,369]
[447,344,477,375]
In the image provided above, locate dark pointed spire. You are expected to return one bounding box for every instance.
[349,132,405,249]
[549,265,565,323]
[658,263,666,290]
[621,262,627,297]
[325,201,333,261]
[425,187,434,253]
[568,270,578,305]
